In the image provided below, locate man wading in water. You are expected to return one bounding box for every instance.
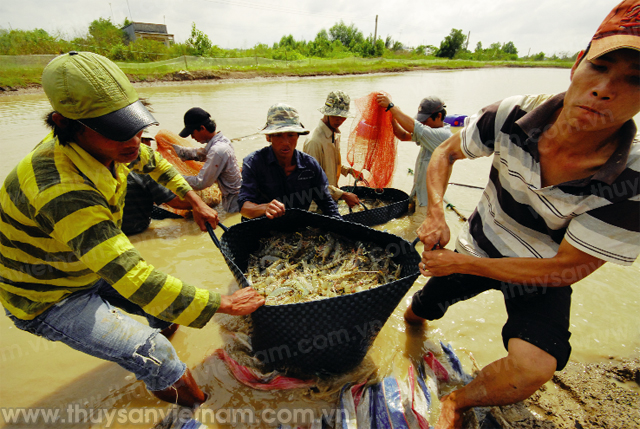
[407,1,640,427]
[0,51,264,408]
[239,103,340,219]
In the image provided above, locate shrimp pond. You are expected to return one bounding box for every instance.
[0,68,639,428]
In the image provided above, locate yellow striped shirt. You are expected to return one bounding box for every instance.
[0,131,220,327]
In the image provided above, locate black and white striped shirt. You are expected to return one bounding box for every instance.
[456,93,640,266]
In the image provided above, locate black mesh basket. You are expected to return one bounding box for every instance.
[207,209,420,375]
[340,186,410,227]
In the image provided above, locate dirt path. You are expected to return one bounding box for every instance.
[479,358,640,428]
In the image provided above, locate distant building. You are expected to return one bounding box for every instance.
[123,22,174,47]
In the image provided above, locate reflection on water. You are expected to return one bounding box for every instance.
[1,69,638,428]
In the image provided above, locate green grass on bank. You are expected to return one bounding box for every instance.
[0,55,574,90]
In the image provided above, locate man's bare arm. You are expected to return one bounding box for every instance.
[392,119,412,141]
[420,238,606,287]
[240,200,286,219]
[417,133,466,249]
[375,93,416,135]
[165,196,193,210]
[182,190,218,230]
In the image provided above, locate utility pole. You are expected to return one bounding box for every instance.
[126,0,134,22]
[109,3,115,22]
[374,15,378,41]
[465,31,470,50]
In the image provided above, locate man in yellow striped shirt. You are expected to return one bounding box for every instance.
[0,51,264,407]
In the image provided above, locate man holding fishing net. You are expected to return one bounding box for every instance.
[407,2,640,427]
[171,107,243,213]
[376,94,452,207]
[303,90,362,208]
[0,51,264,409]
[239,103,340,219]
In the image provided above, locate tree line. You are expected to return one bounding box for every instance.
[0,18,577,62]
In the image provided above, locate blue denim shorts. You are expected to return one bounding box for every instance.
[6,280,186,391]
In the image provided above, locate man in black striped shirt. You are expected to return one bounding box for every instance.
[408,1,640,427]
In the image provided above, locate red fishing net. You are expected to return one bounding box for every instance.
[154,129,222,213]
[346,92,397,188]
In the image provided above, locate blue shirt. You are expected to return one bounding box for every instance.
[238,146,340,217]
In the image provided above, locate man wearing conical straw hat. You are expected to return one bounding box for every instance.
[408,1,640,427]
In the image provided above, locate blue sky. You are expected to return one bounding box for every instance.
[2,0,623,55]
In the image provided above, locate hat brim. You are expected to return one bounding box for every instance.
[179,125,196,138]
[261,124,310,135]
[79,100,158,142]
[415,113,431,123]
[318,107,352,118]
[586,35,640,60]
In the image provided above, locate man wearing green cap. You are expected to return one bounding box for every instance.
[239,103,340,219]
[303,91,361,208]
[0,51,264,408]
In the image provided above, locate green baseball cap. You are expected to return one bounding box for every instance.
[42,51,158,142]
[261,103,310,135]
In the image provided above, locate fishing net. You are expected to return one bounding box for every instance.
[154,129,222,213]
[346,92,397,189]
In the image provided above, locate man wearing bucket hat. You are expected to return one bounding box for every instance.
[303,91,361,207]
[409,2,640,427]
[172,107,242,213]
[239,103,340,219]
[0,51,264,408]
[376,93,452,207]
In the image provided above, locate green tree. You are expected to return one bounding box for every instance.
[186,22,212,56]
[329,21,363,49]
[0,28,68,55]
[384,35,393,49]
[391,41,403,52]
[316,29,329,41]
[475,41,483,53]
[502,41,518,55]
[436,28,467,59]
[87,18,125,55]
[532,52,546,61]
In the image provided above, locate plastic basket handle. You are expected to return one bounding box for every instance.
[205,222,229,250]
[411,237,440,250]
[348,201,369,214]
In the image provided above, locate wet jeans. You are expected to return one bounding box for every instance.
[5,280,186,391]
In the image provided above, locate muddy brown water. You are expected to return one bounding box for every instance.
[1,69,638,428]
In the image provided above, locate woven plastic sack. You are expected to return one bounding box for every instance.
[336,365,432,429]
[346,93,397,189]
[213,349,314,391]
[154,129,222,210]
[211,209,420,375]
[340,186,409,227]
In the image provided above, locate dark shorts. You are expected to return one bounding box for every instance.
[411,273,572,370]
